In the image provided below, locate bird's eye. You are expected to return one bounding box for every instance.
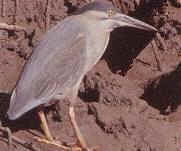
[107,8,116,17]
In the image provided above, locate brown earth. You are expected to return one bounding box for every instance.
[0,0,181,151]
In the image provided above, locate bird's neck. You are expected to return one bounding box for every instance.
[85,24,110,72]
[76,15,111,72]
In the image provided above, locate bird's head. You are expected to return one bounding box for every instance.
[76,1,157,32]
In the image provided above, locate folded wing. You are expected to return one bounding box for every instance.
[8,17,87,120]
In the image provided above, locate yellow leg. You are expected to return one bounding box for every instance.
[69,106,100,151]
[38,110,54,141]
[69,106,89,150]
[36,110,71,150]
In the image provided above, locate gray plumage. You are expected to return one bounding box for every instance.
[7,1,157,120]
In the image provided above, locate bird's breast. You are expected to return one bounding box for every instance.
[85,31,110,72]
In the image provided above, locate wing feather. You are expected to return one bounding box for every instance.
[8,16,87,120]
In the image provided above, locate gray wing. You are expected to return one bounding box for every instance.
[8,16,87,120]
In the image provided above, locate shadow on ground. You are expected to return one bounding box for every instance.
[104,27,155,75]
[0,92,41,133]
[142,63,181,115]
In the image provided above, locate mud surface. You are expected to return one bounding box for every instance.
[0,0,181,151]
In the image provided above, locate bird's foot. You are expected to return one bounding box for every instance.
[66,141,99,151]
[70,146,99,151]
[74,141,100,151]
[34,136,71,150]
[80,146,99,151]
[34,136,98,151]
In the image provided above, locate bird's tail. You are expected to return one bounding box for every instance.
[7,89,21,120]
[7,89,41,120]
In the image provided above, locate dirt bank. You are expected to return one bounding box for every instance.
[0,0,181,151]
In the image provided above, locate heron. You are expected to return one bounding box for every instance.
[7,1,157,151]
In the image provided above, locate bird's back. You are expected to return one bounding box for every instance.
[8,16,87,120]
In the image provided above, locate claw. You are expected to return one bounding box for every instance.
[85,146,100,151]
[34,136,70,150]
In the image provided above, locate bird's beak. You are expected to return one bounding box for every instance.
[112,13,157,32]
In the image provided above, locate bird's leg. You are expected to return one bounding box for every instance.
[35,110,71,150]
[69,106,87,149]
[69,106,99,151]
[38,110,54,141]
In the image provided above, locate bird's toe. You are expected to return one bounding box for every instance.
[34,136,70,150]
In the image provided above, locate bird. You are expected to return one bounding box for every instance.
[7,1,157,151]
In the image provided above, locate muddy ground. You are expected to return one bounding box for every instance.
[0,0,181,151]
